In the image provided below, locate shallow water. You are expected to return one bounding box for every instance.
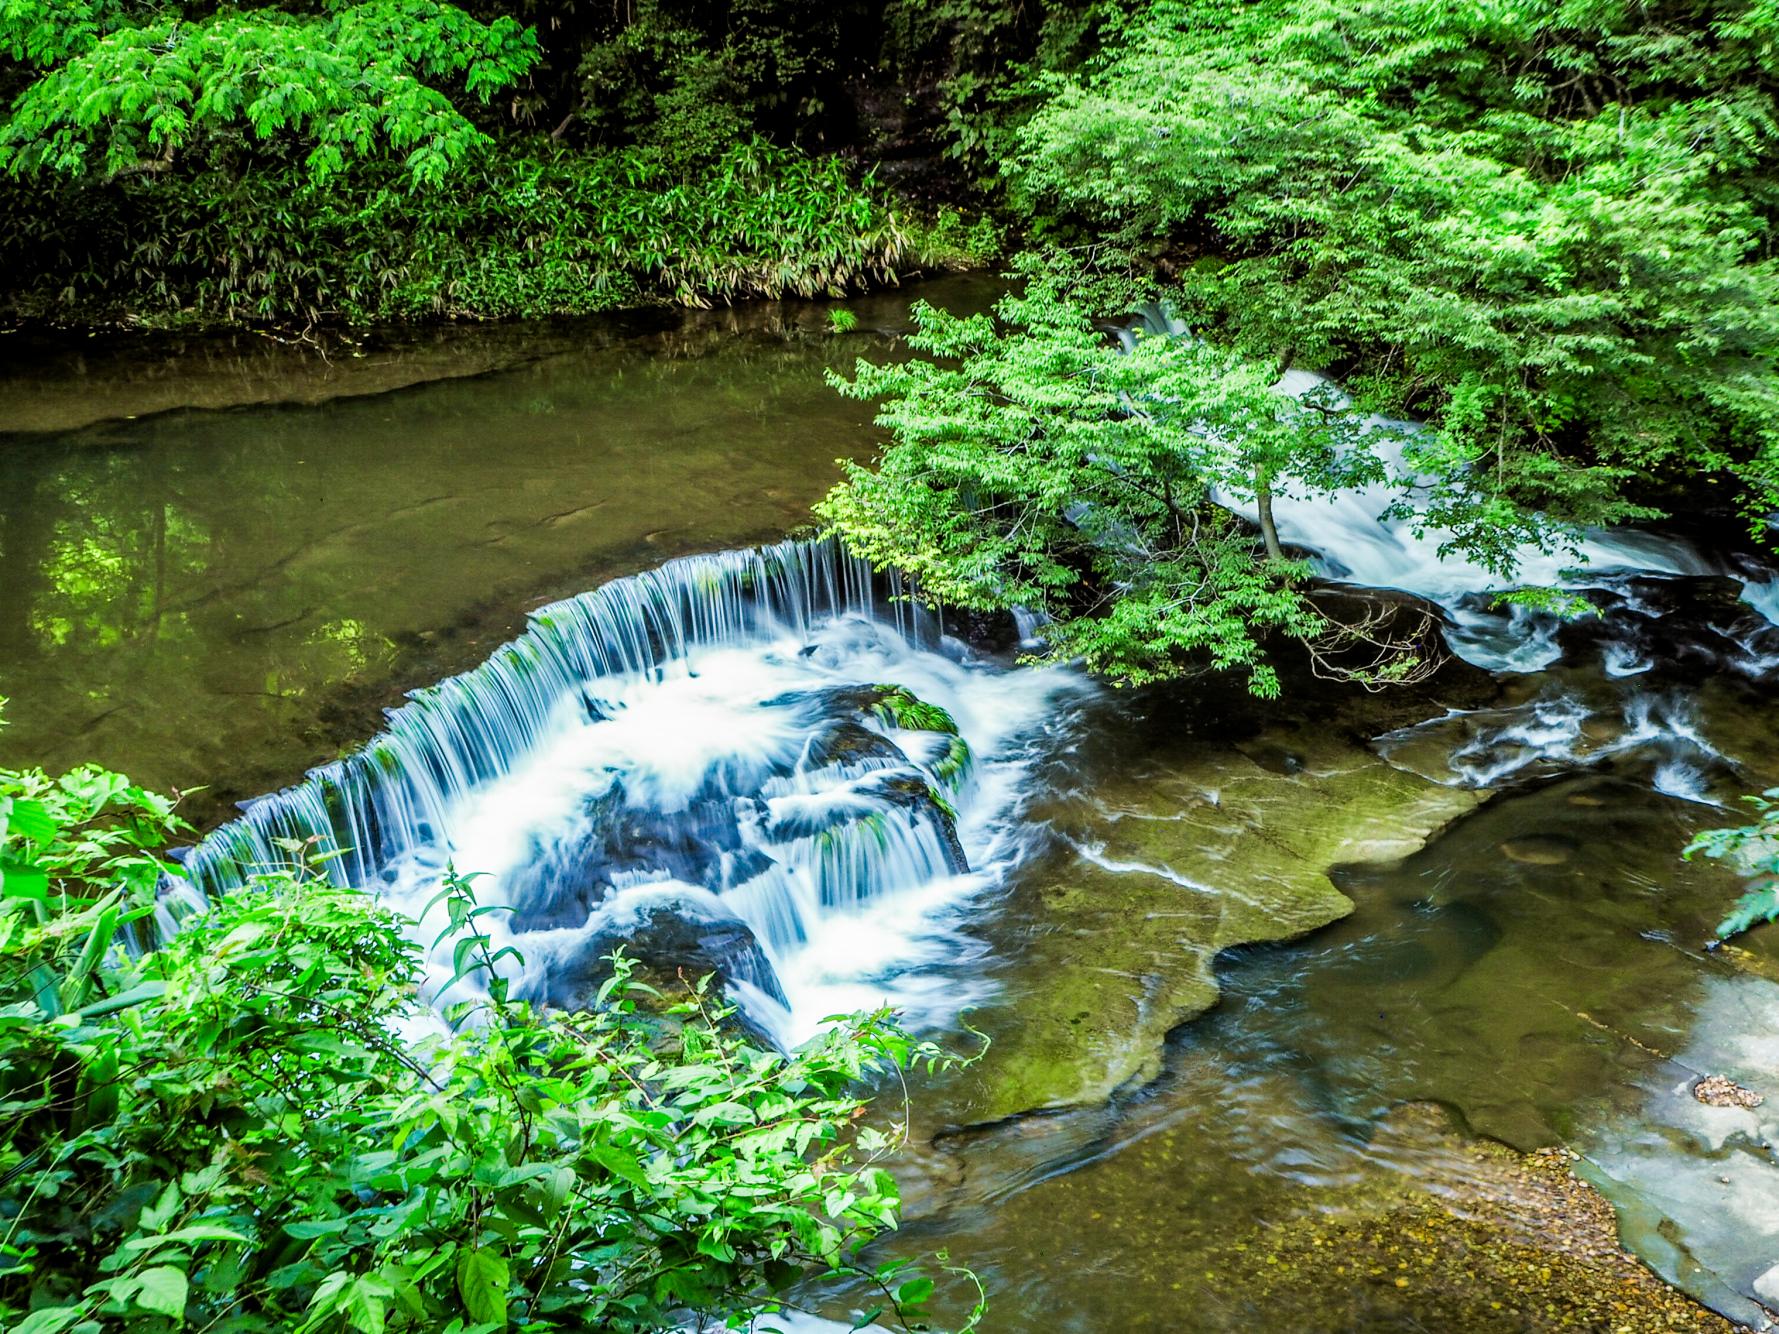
[6,294,1778,1332]
[0,279,1000,817]
[834,674,1778,1331]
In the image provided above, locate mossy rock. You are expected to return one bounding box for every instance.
[955,728,1486,1123]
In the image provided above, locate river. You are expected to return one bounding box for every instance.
[4,282,1777,1331]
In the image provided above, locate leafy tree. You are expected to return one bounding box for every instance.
[818,272,1440,694]
[0,713,978,1332]
[0,0,539,185]
[1010,0,1779,541]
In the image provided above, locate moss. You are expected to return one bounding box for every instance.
[955,728,1486,1123]
[869,684,960,736]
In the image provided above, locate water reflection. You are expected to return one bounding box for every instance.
[0,279,1001,817]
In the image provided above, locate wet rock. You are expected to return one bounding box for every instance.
[1693,1075,1765,1110]
[876,774,969,874]
[1500,833,1579,866]
[767,683,959,737]
[803,719,907,770]
[955,728,1485,1123]
[540,899,789,1013]
[505,787,749,929]
[1558,574,1776,681]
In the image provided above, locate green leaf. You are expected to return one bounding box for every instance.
[10,1308,85,1334]
[4,797,59,844]
[895,1276,934,1307]
[1717,881,1779,940]
[456,1248,509,1328]
[74,980,165,1017]
[0,854,48,901]
[284,1218,351,1239]
[589,1145,649,1188]
[133,1265,189,1319]
[121,1224,251,1253]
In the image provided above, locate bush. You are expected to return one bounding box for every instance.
[0,139,922,327]
[0,720,975,1332]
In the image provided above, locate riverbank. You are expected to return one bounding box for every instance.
[0,141,996,335]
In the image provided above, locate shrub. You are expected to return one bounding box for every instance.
[0,717,975,1332]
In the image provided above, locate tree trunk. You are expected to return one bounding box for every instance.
[1255,465,1284,561]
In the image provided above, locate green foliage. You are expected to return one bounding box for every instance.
[1010,0,1779,536]
[0,736,979,1332]
[898,208,1003,272]
[0,0,538,185]
[875,0,1122,188]
[1,138,916,325]
[0,0,1039,326]
[1685,789,1779,940]
[819,270,1434,693]
[569,0,851,167]
[869,686,960,738]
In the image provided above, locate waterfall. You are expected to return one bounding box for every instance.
[1118,308,1779,674]
[182,540,905,897]
[178,537,1089,1038]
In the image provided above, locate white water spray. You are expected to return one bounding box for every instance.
[179,540,1090,1038]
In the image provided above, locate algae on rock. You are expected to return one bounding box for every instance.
[957,726,1487,1123]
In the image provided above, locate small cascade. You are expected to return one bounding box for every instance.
[1117,308,1779,673]
[180,537,1089,1038]
[1375,687,1731,800]
[1225,387,1772,675]
[182,540,908,900]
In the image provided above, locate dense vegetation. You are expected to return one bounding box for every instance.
[0,0,1100,326]
[1009,0,1779,536]
[819,0,1779,689]
[819,272,1426,695]
[0,710,973,1332]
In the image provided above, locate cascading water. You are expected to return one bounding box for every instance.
[1111,308,1779,834]
[1117,308,1779,677]
[176,538,1090,1039]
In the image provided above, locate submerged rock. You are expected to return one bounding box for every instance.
[1500,833,1578,866]
[955,727,1485,1123]
[537,898,790,1014]
[1693,1075,1764,1110]
[1192,1104,1741,1333]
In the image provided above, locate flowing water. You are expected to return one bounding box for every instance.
[7,290,1779,1331]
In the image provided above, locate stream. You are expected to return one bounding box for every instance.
[5,283,1779,1332]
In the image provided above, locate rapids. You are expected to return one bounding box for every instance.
[176,539,1090,1040]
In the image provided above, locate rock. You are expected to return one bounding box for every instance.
[953,727,1486,1123]
[537,897,790,1015]
[803,719,906,770]
[504,785,750,930]
[1693,1074,1765,1110]
[1557,574,1773,680]
[875,774,969,874]
[1500,834,1578,866]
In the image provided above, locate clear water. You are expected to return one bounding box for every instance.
[0,280,1001,818]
